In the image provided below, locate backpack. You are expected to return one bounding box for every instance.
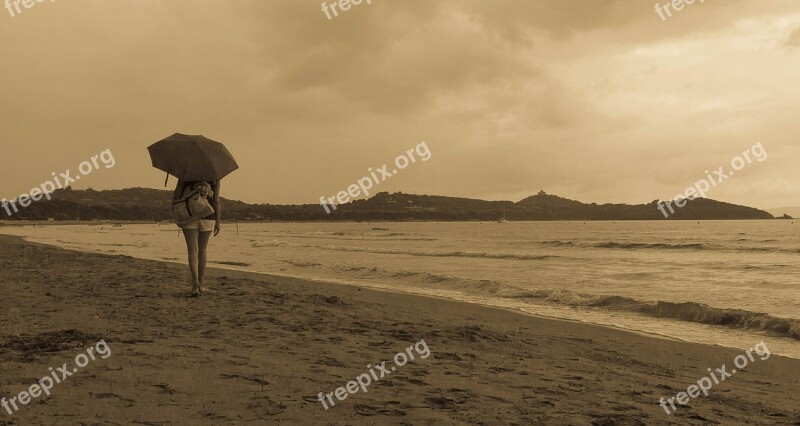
[172,183,214,224]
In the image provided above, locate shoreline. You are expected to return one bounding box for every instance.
[0,218,786,227]
[5,228,798,360]
[1,235,799,423]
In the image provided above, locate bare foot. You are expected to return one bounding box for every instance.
[199,286,206,295]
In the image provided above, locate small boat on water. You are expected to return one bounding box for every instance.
[498,207,508,223]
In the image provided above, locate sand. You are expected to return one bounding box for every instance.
[0,234,798,425]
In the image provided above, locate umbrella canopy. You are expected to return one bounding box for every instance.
[148,133,239,182]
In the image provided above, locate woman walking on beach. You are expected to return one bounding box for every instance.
[148,133,238,297]
[174,180,221,297]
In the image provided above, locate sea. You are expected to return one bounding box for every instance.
[2,220,799,359]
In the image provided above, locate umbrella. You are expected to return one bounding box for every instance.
[148,133,239,184]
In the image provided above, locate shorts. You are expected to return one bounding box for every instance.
[179,219,215,233]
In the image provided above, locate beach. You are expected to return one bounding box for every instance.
[3,221,800,359]
[3,0,799,423]
[0,235,798,425]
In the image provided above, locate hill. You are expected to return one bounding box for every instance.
[767,207,799,219]
[0,187,775,222]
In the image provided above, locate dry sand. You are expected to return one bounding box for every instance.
[0,235,798,425]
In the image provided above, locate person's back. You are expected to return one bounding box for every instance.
[177,180,216,220]
[174,179,222,296]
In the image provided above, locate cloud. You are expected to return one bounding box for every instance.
[786,26,800,47]
[1,0,800,209]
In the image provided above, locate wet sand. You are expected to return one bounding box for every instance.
[0,234,798,425]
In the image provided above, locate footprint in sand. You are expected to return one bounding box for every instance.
[248,395,286,418]
[89,392,136,407]
[424,396,459,409]
[434,352,462,361]
[152,383,177,395]
[354,402,407,417]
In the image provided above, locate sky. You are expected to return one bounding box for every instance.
[1,0,799,209]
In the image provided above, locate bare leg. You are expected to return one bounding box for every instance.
[198,231,212,294]
[182,228,200,296]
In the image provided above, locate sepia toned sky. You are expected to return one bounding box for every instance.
[1,0,799,209]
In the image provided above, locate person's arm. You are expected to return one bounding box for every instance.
[213,180,221,236]
[173,179,184,201]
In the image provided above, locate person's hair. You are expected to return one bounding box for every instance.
[176,181,217,203]
[182,180,216,192]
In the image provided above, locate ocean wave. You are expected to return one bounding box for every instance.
[252,240,289,248]
[735,246,777,252]
[509,290,800,340]
[592,242,706,250]
[211,261,251,267]
[284,260,321,268]
[539,240,577,247]
[537,239,796,254]
[536,240,707,250]
[253,231,436,242]
[98,243,148,248]
[293,234,437,242]
[742,264,792,270]
[379,269,456,283]
[332,264,502,289]
[235,240,800,339]
[251,240,557,261]
[369,248,557,261]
